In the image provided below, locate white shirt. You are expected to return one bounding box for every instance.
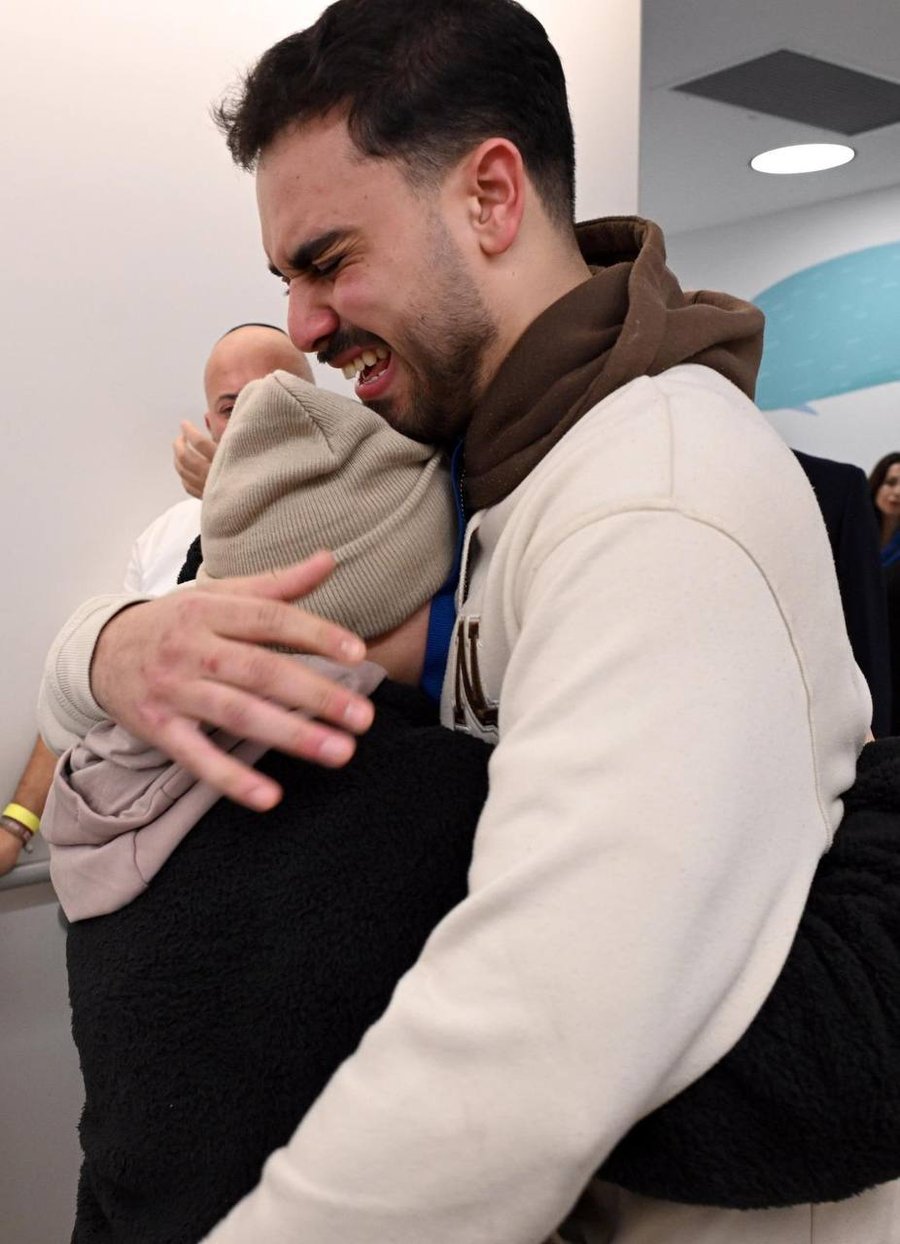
[122,498,201,596]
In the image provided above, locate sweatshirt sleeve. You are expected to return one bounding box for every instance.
[201,508,860,1244]
[38,594,150,754]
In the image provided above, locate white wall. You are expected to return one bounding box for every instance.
[665,182,900,473]
[1,0,641,801]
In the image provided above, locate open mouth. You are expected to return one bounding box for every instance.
[340,346,394,399]
[341,346,389,382]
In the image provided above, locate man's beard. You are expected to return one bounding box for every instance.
[386,217,496,443]
[324,217,498,445]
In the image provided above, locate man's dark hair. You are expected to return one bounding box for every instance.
[214,0,576,227]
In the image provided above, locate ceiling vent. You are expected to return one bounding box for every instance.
[675,50,900,135]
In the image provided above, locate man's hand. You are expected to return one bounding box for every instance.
[90,552,375,810]
[173,420,217,499]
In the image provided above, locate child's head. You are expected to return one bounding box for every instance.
[199,370,455,672]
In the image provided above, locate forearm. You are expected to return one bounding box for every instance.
[1,735,59,873]
[38,593,151,753]
[8,735,58,818]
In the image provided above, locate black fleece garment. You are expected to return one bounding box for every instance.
[68,683,487,1243]
[176,535,203,586]
[67,691,900,1243]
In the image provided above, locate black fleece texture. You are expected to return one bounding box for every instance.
[68,683,487,1243]
[67,700,900,1241]
[176,535,203,585]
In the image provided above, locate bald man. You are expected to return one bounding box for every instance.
[129,324,314,592]
[174,323,315,499]
[133,320,314,592]
[0,324,313,878]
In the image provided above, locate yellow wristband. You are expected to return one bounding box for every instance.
[3,803,40,835]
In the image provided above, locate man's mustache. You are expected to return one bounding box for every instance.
[317,328,390,367]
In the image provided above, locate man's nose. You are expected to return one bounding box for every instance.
[287,281,340,354]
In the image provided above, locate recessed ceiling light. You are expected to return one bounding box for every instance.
[750,143,856,174]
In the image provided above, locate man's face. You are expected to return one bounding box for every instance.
[257,115,497,444]
[203,328,313,442]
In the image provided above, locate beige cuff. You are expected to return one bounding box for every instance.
[38,594,151,754]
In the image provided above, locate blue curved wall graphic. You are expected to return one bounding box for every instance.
[753,240,900,412]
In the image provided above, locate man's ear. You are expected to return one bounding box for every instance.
[203,412,213,435]
[460,138,526,257]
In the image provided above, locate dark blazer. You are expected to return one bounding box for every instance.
[881,561,900,736]
[794,450,891,736]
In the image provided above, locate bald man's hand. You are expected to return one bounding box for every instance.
[90,553,375,810]
[173,420,217,499]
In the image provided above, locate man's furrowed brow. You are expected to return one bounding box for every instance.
[269,230,349,277]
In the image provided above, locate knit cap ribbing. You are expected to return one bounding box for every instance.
[200,371,454,637]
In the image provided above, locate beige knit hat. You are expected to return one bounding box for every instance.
[199,370,455,638]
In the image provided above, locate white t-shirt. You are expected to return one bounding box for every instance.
[122,499,201,596]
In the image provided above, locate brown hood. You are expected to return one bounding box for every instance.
[463,216,765,510]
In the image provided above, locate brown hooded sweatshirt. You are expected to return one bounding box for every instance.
[465,216,764,509]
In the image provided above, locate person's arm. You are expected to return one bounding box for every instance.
[173,420,216,500]
[201,511,853,1244]
[0,736,58,876]
[38,554,375,809]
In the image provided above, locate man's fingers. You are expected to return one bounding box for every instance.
[181,421,216,461]
[179,439,213,467]
[148,676,365,811]
[151,716,286,811]
[180,475,205,500]
[172,433,209,499]
[90,585,375,799]
[173,679,361,770]
[212,550,335,599]
[180,634,374,732]
[202,555,368,664]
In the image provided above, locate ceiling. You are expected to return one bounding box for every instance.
[640,0,900,235]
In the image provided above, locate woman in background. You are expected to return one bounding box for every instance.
[870,452,900,732]
[869,451,900,566]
